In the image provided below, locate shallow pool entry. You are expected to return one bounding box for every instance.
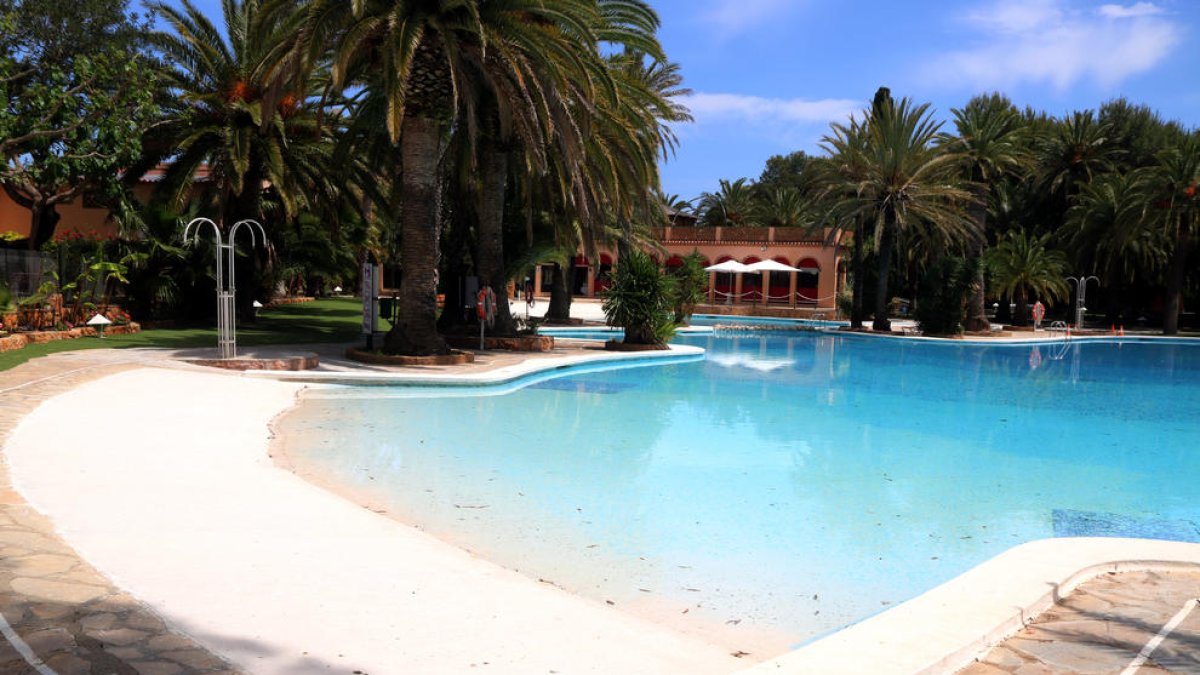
[279,333,1200,647]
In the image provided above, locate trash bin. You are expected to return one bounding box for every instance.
[378,296,396,325]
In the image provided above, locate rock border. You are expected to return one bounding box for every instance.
[443,334,555,352]
[185,353,319,371]
[344,347,475,366]
[0,323,141,353]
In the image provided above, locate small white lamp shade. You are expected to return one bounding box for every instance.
[87,313,112,338]
[334,286,343,293]
[252,300,263,308]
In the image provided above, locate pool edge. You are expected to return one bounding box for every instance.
[738,537,1200,674]
[240,343,705,386]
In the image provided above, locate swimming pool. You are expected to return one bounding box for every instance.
[278,332,1200,651]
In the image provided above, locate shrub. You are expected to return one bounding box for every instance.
[666,250,709,323]
[601,249,676,346]
[915,256,978,336]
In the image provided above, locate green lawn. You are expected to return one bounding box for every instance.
[0,297,368,372]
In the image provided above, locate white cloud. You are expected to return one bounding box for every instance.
[928,0,1181,91]
[685,93,861,125]
[1098,2,1165,19]
[699,0,795,37]
[966,0,1064,34]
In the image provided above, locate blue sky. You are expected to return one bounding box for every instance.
[653,0,1200,200]
[182,0,1198,202]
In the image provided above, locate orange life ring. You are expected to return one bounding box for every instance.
[476,287,497,325]
[1031,302,1045,322]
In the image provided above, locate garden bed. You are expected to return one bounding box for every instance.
[603,340,669,352]
[267,297,316,306]
[186,353,319,371]
[443,334,554,352]
[0,323,141,353]
[345,347,475,366]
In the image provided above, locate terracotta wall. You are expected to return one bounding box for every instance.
[0,184,153,241]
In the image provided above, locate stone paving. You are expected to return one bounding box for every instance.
[959,569,1200,674]
[0,349,239,674]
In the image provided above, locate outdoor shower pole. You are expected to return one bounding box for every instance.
[182,218,266,359]
[1066,276,1099,330]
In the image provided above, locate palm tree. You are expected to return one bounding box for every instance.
[755,187,811,228]
[986,231,1069,326]
[302,0,613,355]
[1144,133,1200,335]
[830,96,977,331]
[656,190,693,215]
[1037,111,1119,205]
[1063,170,1166,288]
[537,47,689,323]
[138,0,326,226]
[466,0,673,337]
[818,113,872,328]
[697,178,758,227]
[944,93,1031,331]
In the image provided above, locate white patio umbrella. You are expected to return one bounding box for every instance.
[704,260,754,273]
[704,260,752,304]
[745,259,801,273]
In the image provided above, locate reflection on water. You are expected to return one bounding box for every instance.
[279,333,1200,647]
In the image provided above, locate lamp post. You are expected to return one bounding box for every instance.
[1066,276,1099,330]
[182,218,266,359]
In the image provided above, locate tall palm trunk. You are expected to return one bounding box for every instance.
[872,217,895,332]
[547,263,573,321]
[477,145,515,335]
[1162,227,1191,335]
[437,202,472,333]
[963,194,990,332]
[384,115,449,355]
[850,219,865,328]
[1013,287,1028,327]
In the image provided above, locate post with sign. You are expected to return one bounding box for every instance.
[362,258,378,350]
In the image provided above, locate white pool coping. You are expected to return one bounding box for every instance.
[243,343,705,386]
[742,537,1200,674]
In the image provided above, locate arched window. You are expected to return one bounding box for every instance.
[572,255,589,296]
[767,256,792,304]
[595,253,615,293]
[796,257,820,304]
[713,255,736,299]
[741,256,762,301]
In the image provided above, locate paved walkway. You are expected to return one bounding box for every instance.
[960,570,1200,674]
[0,349,238,674]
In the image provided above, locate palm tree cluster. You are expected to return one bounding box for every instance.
[693,159,819,230]
[95,0,686,354]
[684,90,1200,335]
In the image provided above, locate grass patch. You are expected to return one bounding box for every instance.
[0,297,368,372]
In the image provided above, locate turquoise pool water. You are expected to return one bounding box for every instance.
[280,333,1200,647]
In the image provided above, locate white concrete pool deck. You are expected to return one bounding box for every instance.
[4,330,1200,674]
[5,361,745,674]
